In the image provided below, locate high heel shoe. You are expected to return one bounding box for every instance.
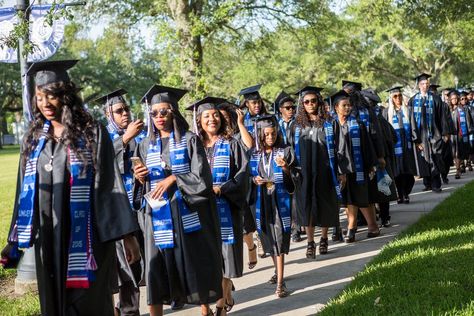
[344,228,356,243]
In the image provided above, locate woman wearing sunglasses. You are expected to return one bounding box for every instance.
[382,86,417,205]
[132,85,222,316]
[288,86,344,258]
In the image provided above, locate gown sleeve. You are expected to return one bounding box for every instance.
[112,136,125,174]
[282,145,298,194]
[93,125,139,242]
[175,133,214,207]
[335,122,351,175]
[219,139,249,210]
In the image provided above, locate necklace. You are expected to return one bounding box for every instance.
[44,154,54,172]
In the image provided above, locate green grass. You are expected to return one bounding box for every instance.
[319,181,474,316]
[0,145,40,315]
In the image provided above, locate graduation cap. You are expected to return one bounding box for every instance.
[253,115,278,150]
[294,86,324,98]
[361,88,381,103]
[460,91,468,97]
[27,59,78,86]
[413,73,431,83]
[342,80,362,92]
[330,90,350,106]
[238,84,262,101]
[141,84,188,109]
[448,89,459,96]
[429,84,441,89]
[94,88,128,107]
[386,85,404,94]
[274,91,295,108]
[185,96,228,133]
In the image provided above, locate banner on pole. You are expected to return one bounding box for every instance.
[0,5,66,63]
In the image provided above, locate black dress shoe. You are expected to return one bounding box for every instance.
[455,174,461,179]
[171,300,185,310]
[404,196,410,204]
[397,197,404,204]
[432,187,442,193]
[422,186,432,192]
[442,177,449,184]
[292,232,303,242]
[381,220,391,228]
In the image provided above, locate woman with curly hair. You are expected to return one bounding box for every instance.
[187,97,249,315]
[288,86,344,258]
[132,86,222,316]
[4,60,140,316]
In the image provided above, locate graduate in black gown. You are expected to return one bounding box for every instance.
[408,73,451,192]
[438,88,455,184]
[132,85,222,316]
[188,97,249,315]
[249,116,298,298]
[238,84,269,269]
[288,86,342,257]
[4,60,140,316]
[96,89,146,316]
[447,90,474,179]
[332,90,380,242]
[382,86,417,205]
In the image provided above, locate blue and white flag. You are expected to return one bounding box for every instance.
[0,5,66,63]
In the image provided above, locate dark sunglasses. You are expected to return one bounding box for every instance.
[282,106,296,110]
[112,106,131,115]
[303,98,318,105]
[460,97,467,100]
[392,94,403,99]
[150,108,172,118]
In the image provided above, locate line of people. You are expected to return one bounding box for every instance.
[1,59,463,316]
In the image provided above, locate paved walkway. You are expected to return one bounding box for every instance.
[137,169,473,315]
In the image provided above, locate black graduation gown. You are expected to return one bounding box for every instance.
[204,138,248,279]
[111,136,144,289]
[450,106,474,160]
[368,109,398,203]
[288,122,340,227]
[8,125,140,316]
[408,93,450,177]
[133,132,222,306]
[382,107,417,177]
[335,118,378,207]
[248,146,297,256]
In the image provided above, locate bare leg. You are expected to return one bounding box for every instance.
[305,226,315,242]
[321,227,329,239]
[201,304,212,316]
[276,254,285,284]
[346,205,358,229]
[360,205,379,232]
[149,304,163,316]
[243,232,257,267]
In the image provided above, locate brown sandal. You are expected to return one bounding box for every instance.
[275,282,289,298]
[319,237,329,255]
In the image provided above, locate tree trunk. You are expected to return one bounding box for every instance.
[167,0,204,94]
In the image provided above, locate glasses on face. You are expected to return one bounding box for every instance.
[392,94,402,99]
[150,108,172,118]
[461,97,466,101]
[282,106,296,111]
[112,106,131,115]
[303,98,318,105]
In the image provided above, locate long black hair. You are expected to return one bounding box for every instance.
[22,81,97,171]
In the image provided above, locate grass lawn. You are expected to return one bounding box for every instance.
[0,145,40,315]
[320,181,474,316]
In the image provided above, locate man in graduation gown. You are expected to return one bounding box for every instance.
[96,89,145,316]
[408,73,451,192]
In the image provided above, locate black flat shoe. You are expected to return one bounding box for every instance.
[432,188,442,193]
[422,186,432,192]
[404,197,410,204]
[367,229,381,238]
[397,198,404,204]
[381,220,391,228]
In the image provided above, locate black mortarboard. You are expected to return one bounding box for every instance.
[255,115,278,129]
[330,90,350,106]
[429,84,441,89]
[239,84,262,101]
[141,85,188,109]
[342,80,362,92]
[414,73,431,82]
[27,59,78,86]
[448,89,459,96]
[460,91,468,97]
[274,91,295,108]
[361,88,381,103]
[185,96,228,114]
[386,85,404,93]
[95,88,128,107]
[294,86,324,98]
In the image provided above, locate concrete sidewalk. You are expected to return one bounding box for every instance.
[138,170,473,315]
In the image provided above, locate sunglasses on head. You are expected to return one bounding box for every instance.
[282,106,296,110]
[112,106,131,115]
[150,108,172,118]
[303,98,318,105]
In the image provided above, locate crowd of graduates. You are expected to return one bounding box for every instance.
[2,59,473,316]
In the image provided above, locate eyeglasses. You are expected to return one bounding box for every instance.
[112,106,130,115]
[460,97,467,100]
[150,108,172,118]
[303,98,318,105]
[282,106,296,111]
[392,94,403,99]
